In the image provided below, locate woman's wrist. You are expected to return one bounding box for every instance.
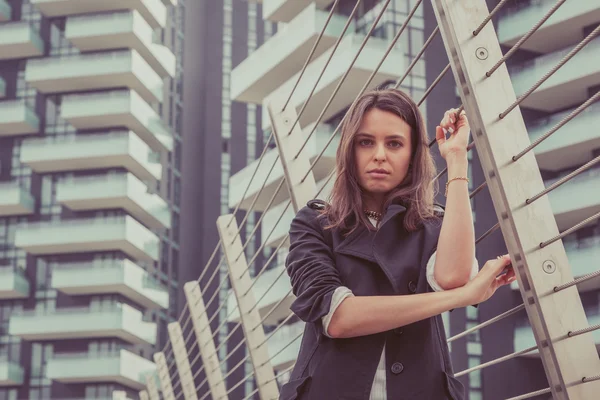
[446,152,469,179]
[453,286,474,309]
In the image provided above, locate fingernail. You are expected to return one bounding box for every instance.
[448,127,454,134]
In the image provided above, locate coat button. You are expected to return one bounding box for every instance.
[394,328,403,336]
[408,280,417,293]
[391,362,404,375]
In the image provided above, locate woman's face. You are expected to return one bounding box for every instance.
[354,108,413,196]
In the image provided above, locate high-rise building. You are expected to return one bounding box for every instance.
[0,0,184,399]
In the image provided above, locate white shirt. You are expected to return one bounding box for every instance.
[321,217,479,399]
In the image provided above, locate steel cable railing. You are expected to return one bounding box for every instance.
[506,386,553,400]
[160,0,350,371]
[499,24,600,119]
[281,0,343,111]
[486,0,567,77]
[513,91,600,162]
[472,0,511,36]
[458,7,600,398]
[188,176,334,391]
[283,0,363,138]
[447,303,526,343]
[182,198,293,370]
[526,155,600,206]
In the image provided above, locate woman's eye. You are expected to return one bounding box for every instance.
[358,139,373,146]
[388,141,402,148]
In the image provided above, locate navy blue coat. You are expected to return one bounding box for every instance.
[279,199,466,400]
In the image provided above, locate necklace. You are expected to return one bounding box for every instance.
[364,209,383,221]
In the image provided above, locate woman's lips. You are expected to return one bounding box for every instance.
[368,171,389,179]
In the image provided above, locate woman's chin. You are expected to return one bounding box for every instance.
[365,184,392,193]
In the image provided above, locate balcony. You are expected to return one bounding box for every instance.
[261,175,334,249]
[226,262,294,326]
[56,173,170,230]
[0,266,29,300]
[66,11,175,78]
[510,37,600,112]
[0,0,11,21]
[51,259,168,309]
[14,216,159,262]
[0,22,44,60]
[267,321,303,370]
[9,303,156,345]
[261,34,404,130]
[545,167,600,231]
[47,349,155,390]
[263,0,335,22]
[528,102,600,171]
[0,182,35,217]
[498,0,600,53]
[229,124,337,212]
[514,304,600,357]
[0,100,40,136]
[232,3,347,104]
[0,360,24,386]
[31,0,167,29]
[25,50,163,104]
[61,90,173,152]
[20,131,162,183]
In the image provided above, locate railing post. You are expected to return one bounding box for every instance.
[184,281,228,399]
[153,352,176,400]
[216,215,279,399]
[168,322,198,400]
[267,101,318,213]
[431,0,600,398]
[145,373,160,400]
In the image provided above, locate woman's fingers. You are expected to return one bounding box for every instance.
[435,125,445,145]
[440,110,454,132]
[487,254,510,270]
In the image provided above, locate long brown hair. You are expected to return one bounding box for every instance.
[322,88,439,235]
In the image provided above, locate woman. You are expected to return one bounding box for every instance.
[281,88,515,400]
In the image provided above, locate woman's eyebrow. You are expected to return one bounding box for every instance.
[355,132,407,140]
[386,134,406,140]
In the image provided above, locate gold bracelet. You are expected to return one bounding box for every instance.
[445,176,469,197]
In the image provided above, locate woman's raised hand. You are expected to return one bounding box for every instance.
[435,108,471,161]
[460,254,516,306]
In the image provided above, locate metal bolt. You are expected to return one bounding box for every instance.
[283,117,290,125]
[543,260,556,274]
[476,47,488,60]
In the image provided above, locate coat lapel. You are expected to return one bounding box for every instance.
[333,224,377,263]
[333,204,408,279]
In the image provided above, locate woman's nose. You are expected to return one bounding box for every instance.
[374,144,386,162]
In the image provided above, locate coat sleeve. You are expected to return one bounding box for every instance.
[285,206,344,323]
